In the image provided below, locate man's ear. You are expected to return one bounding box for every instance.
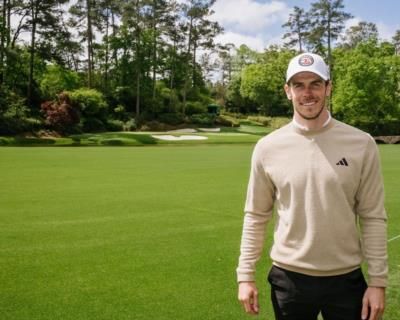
[284,84,292,100]
[325,81,332,97]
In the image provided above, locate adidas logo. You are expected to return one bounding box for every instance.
[336,158,349,166]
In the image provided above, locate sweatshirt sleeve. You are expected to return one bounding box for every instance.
[237,141,275,282]
[355,136,388,287]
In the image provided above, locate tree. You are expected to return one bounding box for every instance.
[392,30,400,55]
[181,0,222,113]
[23,0,68,106]
[240,48,293,116]
[308,0,352,70]
[339,21,378,49]
[282,6,310,52]
[333,41,400,123]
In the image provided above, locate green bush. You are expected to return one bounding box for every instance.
[186,101,206,115]
[269,117,291,130]
[0,86,43,135]
[247,115,271,126]
[215,115,240,127]
[158,113,185,125]
[82,118,106,132]
[40,64,80,99]
[350,119,400,136]
[106,119,124,132]
[123,119,136,131]
[189,113,215,126]
[69,88,108,116]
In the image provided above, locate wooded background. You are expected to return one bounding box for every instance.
[0,0,399,135]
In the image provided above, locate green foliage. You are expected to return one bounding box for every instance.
[185,101,206,115]
[215,114,240,127]
[40,64,81,99]
[69,88,108,116]
[333,41,400,126]
[105,119,124,132]
[240,49,292,116]
[158,113,185,125]
[0,86,40,135]
[189,113,215,126]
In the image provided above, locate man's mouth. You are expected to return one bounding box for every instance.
[301,101,317,106]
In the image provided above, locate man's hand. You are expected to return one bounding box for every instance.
[238,281,259,315]
[361,287,385,320]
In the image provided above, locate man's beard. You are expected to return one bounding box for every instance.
[295,98,326,120]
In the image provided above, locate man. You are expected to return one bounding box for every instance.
[237,52,387,320]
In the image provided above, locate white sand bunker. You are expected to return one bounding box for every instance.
[199,128,221,132]
[152,135,208,141]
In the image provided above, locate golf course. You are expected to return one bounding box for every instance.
[0,140,399,319]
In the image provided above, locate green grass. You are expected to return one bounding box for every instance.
[0,145,399,319]
[0,125,268,147]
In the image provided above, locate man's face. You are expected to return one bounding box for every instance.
[284,72,331,120]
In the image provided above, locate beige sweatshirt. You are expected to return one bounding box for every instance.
[237,119,388,287]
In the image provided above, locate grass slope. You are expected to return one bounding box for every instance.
[0,124,271,147]
[0,145,399,319]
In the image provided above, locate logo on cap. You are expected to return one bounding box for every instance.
[298,55,314,66]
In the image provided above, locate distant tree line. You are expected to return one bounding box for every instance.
[0,0,400,136]
[216,0,400,135]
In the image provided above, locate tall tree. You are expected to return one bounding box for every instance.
[282,6,310,52]
[308,0,352,70]
[340,21,378,49]
[69,0,100,88]
[26,0,68,106]
[308,0,352,114]
[181,0,221,113]
[392,30,400,55]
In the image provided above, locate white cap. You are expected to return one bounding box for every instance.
[286,52,330,83]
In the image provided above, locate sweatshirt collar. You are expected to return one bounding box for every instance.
[292,111,332,131]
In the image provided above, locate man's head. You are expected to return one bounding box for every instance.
[284,53,331,121]
[286,53,330,84]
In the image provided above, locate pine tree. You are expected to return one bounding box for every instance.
[282,6,310,53]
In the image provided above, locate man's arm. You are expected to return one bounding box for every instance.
[237,141,275,314]
[355,137,388,319]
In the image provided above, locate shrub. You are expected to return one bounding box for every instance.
[69,88,107,116]
[158,113,185,125]
[215,115,240,127]
[106,119,124,132]
[350,119,400,136]
[269,117,291,130]
[124,119,136,131]
[247,115,271,126]
[40,64,80,99]
[82,118,106,132]
[0,117,41,135]
[189,113,215,126]
[186,101,206,115]
[40,92,80,133]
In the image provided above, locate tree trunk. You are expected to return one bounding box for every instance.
[104,7,110,92]
[327,11,333,114]
[135,0,141,117]
[0,0,6,84]
[182,16,193,114]
[192,38,197,86]
[151,0,157,100]
[28,0,38,107]
[111,12,118,69]
[86,0,93,88]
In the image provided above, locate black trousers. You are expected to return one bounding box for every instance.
[267,265,367,320]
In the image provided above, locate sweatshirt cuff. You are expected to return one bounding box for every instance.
[368,276,387,288]
[237,272,255,283]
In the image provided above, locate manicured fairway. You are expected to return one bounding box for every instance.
[0,145,399,319]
